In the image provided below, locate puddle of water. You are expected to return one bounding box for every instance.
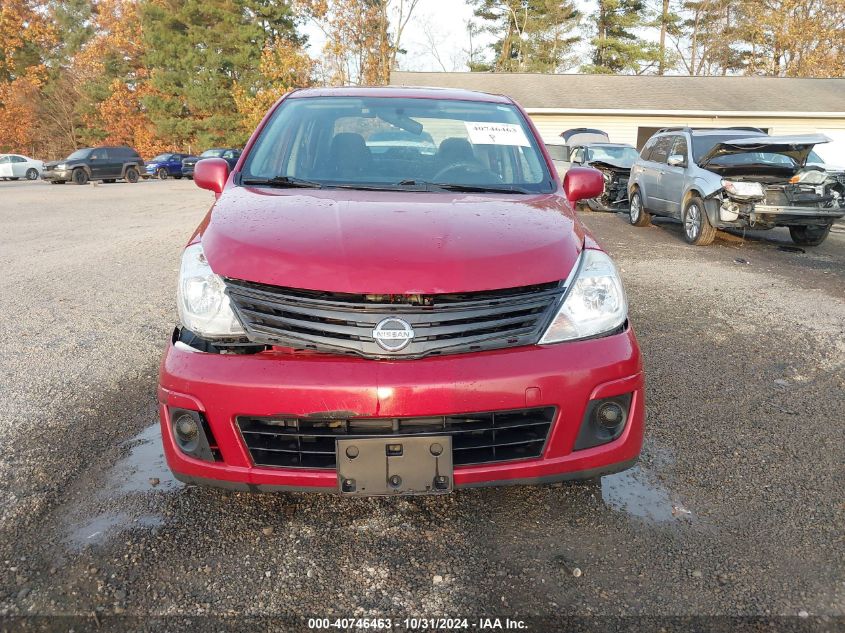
[104,423,180,495]
[601,466,689,523]
[67,512,164,548]
[62,424,178,550]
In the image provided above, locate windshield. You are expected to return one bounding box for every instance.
[66,149,90,161]
[691,134,796,167]
[241,96,553,192]
[150,154,170,162]
[544,144,568,161]
[587,146,639,166]
[201,149,225,158]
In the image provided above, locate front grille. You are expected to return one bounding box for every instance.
[237,407,556,469]
[224,279,564,359]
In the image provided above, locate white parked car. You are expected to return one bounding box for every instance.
[0,154,44,181]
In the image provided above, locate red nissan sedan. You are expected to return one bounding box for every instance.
[158,86,644,496]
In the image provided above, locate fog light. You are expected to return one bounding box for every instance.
[175,415,199,441]
[169,408,218,462]
[573,393,633,451]
[596,402,624,429]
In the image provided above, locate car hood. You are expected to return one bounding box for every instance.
[200,187,584,294]
[699,134,830,168]
[590,159,633,173]
[183,157,200,163]
[45,159,82,169]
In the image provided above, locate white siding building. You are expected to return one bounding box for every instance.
[390,72,845,161]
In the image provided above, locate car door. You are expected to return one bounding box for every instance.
[87,149,108,178]
[10,155,26,177]
[645,135,675,213]
[634,136,661,211]
[660,135,688,218]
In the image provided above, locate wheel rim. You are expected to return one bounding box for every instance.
[128,169,138,182]
[685,204,701,239]
[26,169,37,180]
[630,194,641,222]
[158,168,167,179]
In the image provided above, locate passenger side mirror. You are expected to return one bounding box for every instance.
[667,154,686,167]
[563,167,604,204]
[194,158,230,196]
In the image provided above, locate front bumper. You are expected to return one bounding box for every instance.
[182,164,196,176]
[158,327,644,492]
[42,169,70,181]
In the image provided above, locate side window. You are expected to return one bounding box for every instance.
[671,136,688,160]
[90,150,105,161]
[0,156,9,164]
[12,155,26,163]
[650,136,674,164]
[640,137,656,161]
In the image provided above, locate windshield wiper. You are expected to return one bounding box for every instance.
[396,179,530,194]
[241,176,323,189]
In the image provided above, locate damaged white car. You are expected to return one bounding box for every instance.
[627,127,845,246]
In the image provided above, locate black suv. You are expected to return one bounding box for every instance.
[181,148,241,178]
[42,146,144,185]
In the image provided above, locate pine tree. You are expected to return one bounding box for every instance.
[583,0,660,74]
[470,0,582,73]
[141,0,300,147]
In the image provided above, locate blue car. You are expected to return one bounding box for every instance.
[144,153,194,179]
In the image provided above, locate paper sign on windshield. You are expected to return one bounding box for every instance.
[464,122,531,147]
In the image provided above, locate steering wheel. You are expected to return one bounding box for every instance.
[432,161,491,183]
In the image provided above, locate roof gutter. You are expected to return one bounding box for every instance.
[524,108,845,118]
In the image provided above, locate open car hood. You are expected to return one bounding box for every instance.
[589,159,633,172]
[699,134,830,168]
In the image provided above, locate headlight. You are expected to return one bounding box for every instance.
[56,164,67,170]
[721,180,764,198]
[789,169,827,185]
[601,171,611,183]
[177,243,245,338]
[539,249,627,344]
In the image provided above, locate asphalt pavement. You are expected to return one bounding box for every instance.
[0,179,843,631]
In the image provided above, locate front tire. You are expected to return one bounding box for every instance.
[682,196,715,245]
[156,167,168,180]
[26,168,38,180]
[629,190,651,226]
[789,224,831,246]
[72,168,89,186]
[125,167,140,183]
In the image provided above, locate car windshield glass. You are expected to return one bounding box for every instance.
[808,150,824,163]
[587,146,639,166]
[201,149,225,157]
[241,96,554,192]
[151,154,170,161]
[691,134,796,166]
[544,144,568,161]
[67,149,90,160]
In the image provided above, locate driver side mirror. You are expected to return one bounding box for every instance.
[563,167,604,203]
[667,154,686,167]
[194,158,230,196]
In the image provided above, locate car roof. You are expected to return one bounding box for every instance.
[579,142,635,148]
[287,85,514,105]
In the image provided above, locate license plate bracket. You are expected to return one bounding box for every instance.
[336,436,453,496]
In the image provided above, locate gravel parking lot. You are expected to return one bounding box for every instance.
[0,179,843,630]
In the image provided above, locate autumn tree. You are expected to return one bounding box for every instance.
[305,0,419,85]
[583,0,660,74]
[0,0,55,153]
[232,37,313,131]
[737,0,845,77]
[470,0,581,73]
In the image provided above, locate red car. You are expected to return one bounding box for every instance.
[158,87,644,496]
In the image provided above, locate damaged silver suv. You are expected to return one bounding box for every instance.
[627,127,845,246]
